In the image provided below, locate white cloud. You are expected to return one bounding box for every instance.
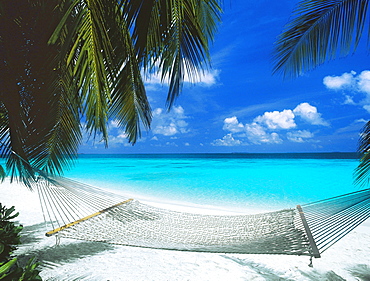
[254,109,296,129]
[194,69,220,86]
[144,65,219,87]
[343,95,356,105]
[363,105,370,113]
[217,102,327,146]
[173,106,184,115]
[220,117,283,145]
[212,133,242,146]
[245,123,282,144]
[358,70,370,93]
[323,70,370,112]
[109,119,120,128]
[356,118,368,123]
[108,130,137,146]
[249,125,282,144]
[223,116,244,132]
[153,124,178,136]
[152,105,189,136]
[244,122,265,138]
[81,119,132,147]
[165,142,178,147]
[323,71,355,89]
[287,130,314,143]
[335,119,368,134]
[293,103,329,126]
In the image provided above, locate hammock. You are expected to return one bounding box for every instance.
[35,177,370,261]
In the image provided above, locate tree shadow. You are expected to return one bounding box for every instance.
[348,264,370,281]
[20,222,49,244]
[222,255,294,280]
[19,239,115,269]
[299,269,346,281]
[222,255,349,281]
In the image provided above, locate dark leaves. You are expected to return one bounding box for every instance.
[273,0,369,78]
[354,121,370,187]
[0,0,222,185]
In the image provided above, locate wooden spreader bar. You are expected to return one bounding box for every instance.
[46,198,134,237]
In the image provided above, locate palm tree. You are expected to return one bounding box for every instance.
[0,0,222,186]
[354,121,370,186]
[272,0,370,186]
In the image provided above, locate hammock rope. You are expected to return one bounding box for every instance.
[300,189,370,254]
[35,176,370,259]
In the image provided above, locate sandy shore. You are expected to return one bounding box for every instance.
[1,179,369,281]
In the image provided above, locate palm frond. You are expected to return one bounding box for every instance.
[109,11,151,143]
[273,0,370,78]
[52,0,153,144]
[24,1,81,176]
[51,0,116,145]
[0,0,222,186]
[0,165,5,182]
[29,60,81,175]
[126,0,222,108]
[0,0,38,185]
[354,121,370,187]
[162,0,222,107]
[123,0,160,67]
[0,0,82,186]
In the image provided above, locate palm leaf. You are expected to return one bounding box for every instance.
[273,0,369,78]
[0,0,222,185]
[24,1,81,176]
[0,0,37,186]
[354,121,370,187]
[52,0,152,144]
[162,0,222,107]
[57,0,111,144]
[109,12,151,143]
[126,0,222,108]
[0,0,81,186]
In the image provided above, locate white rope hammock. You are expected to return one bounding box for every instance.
[35,176,370,263]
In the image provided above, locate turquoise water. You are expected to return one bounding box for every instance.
[61,153,360,211]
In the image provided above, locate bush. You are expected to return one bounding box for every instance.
[0,203,42,280]
[0,204,22,263]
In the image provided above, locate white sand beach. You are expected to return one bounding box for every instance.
[1,179,370,281]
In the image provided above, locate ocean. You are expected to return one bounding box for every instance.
[62,152,361,212]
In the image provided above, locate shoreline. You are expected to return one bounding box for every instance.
[66,176,277,215]
[1,178,370,280]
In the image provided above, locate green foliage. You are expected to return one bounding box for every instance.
[0,258,17,278]
[354,121,370,187]
[0,0,222,187]
[0,165,5,182]
[0,204,42,280]
[0,204,22,262]
[0,257,42,280]
[273,0,369,78]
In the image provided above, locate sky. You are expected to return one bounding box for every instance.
[79,0,370,154]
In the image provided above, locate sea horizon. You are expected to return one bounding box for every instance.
[76,151,359,159]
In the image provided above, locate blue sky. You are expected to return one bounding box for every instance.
[79,0,369,154]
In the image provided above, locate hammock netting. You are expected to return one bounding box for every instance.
[36,177,370,258]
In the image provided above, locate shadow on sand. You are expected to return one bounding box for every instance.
[222,255,353,281]
[17,222,115,270]
[22,240,114,269]
[349,264,370,281]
